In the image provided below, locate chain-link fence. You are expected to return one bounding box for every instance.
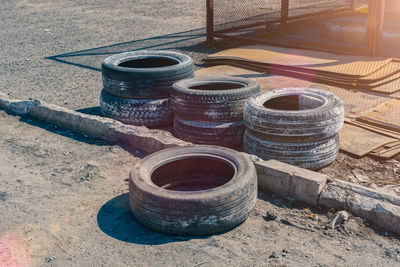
[207,0,390,56]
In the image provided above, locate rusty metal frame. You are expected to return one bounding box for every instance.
[206,0,386,56]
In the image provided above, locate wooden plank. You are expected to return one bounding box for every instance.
[195,65,392,118]
[370,144,400,159]
[205,45,392,78]
[339,124,397,157]
[357,98,400,133]
[345,119,400,139]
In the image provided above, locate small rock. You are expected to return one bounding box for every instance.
[0,192,7,201]
[310,214,318,221]
[347,175,357,183]
[269,251,279,259]
[393,187,400,195]
[45,257,54,263]
[266,210,278,221]
[326,210,349,229]
[385,249,394,259]
[351,170,370,184]
[248,154,261,162]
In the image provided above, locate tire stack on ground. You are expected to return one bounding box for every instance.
[171,77,261,148]
[129,145,257,235]
[243,88,344,170]
[100,50,194,127]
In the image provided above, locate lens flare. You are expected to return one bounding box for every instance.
[0,233,31,267]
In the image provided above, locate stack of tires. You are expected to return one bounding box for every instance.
[171,77,261,148]
[100,50,194,127]
[243,88,344,170]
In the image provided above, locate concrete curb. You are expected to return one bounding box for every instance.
[320,179,400,234]
[0,94,190,154]
[254,160,328,206]
[1,93,399,234]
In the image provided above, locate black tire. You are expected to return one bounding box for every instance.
[171,77,260,122]
[173,116,245,148]
[100,89,172,127]
[244,88,344,142]
[102,50,194,99]
[129,145,257,236]
[244,130,339,170]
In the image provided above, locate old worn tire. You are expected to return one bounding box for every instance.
[244,88,344,142]
[173,116,245,148]
[129,145,257,236]
[244,130,339,170]
[171,77,260,122]
[102,50,194,99]
[100,89,172,127]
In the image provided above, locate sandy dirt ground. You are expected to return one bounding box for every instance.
[1,1,400,266]
[1,112,399,266]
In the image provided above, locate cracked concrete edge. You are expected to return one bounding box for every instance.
[254,159,328,206]
[1,93,400,233]
[0,94,191,154]
[320,179,400,234]
[0,93,38,115]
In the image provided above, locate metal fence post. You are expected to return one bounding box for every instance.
[281,0,289,25]
[206,0,214,43]
[350,0,357,12]
[366,0,385,56]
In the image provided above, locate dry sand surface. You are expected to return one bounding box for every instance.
[1,1,400,266]
[1,111,400,266]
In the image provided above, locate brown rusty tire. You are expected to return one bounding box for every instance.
[129,145,257,236]
[171,76,260,122]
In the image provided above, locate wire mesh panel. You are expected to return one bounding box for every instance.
[287,0,350,17]
[212,0,353,33]
[207,0,388,55]
[213,0,282,32]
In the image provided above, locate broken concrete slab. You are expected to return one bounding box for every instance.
[319,179,400,234]
[0,93,37,115]
[254,159,328,206]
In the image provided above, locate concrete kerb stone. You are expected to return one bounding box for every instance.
[320,179,400,234]
[0,93,191,154]
[28,101,192,154]
[1,93,400,234]
[254,159,328,206]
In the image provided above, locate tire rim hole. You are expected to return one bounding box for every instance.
[151,157,234,191]
[263,94,324,111]
[189,82,245,91]
[118,57,179,68]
